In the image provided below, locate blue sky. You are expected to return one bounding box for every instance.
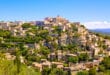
[0,0,110,29]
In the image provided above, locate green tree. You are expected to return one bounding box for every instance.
[88,68,96,75]
[68,56,79,63]
[42,68,51,75]
[0,29,11,38]
[40,46,50,57]
[78,53,89,62]
[101,57,110,69]
[77,71,88,75]
[22,23,32,29]
[14,48,21,74]
[99,65,105,72]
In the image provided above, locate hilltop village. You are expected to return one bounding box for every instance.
[0,16,110,75]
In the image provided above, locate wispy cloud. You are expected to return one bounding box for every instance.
[83,21,110,29]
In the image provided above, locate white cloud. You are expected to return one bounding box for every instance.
[82,21,110,29]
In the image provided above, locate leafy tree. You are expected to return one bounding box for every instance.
[14,48,21,74]
[54,26,62,36]
[88,68,96,75]
[77,71,89,75]
[22,23,32,29]
[71,24,78,32]
[99,65,105,72]
[0,53,41,75]
[40,46,50,57]
[100,57,110,69]
[0,29,11,38]
[68,56,79,63]
[42,68,51,75]
[78,53,89,62]
[49,68,68,75]
[18,43,28,56]
[56,69,68,75]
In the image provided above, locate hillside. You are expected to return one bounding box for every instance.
[0,16,110,75]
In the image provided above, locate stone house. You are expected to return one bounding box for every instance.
[93,47,100,56]
[41,61,51,69]
[48,52,56,61]
[32,62,42,71]
[57,50,63,61]
[51,62,63,69]
[5,53,15,60]
[0,22,10,30]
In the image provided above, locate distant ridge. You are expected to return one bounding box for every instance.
[89,29,110,34]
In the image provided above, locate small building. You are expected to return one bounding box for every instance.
[42,61,51,69]
[52,62,63,69]
[32,62,42,71]
[0,22,10,30]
